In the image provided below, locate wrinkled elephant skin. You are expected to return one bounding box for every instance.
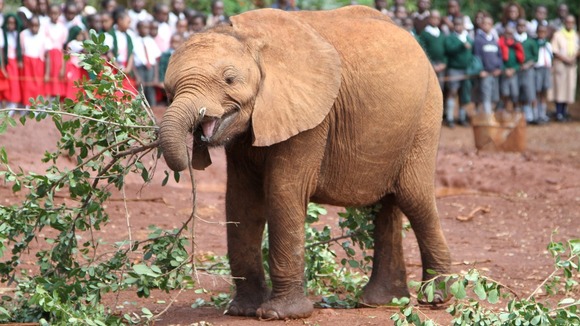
[159,6,451,320]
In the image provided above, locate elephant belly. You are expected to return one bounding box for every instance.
[312,147,406,207]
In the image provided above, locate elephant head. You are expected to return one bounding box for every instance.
[159,9,342,172]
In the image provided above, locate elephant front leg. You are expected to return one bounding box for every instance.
[256,193,313,320]
[224,173,270,317]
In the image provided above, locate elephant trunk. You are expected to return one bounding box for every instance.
[159,99,200,172]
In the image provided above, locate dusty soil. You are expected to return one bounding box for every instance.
[1,107,580,325]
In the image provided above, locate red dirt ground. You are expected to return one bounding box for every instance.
[1,107,580,325]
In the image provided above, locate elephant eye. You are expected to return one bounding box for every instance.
[224,76,235,85]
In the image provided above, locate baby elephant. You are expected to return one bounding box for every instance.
[159,5,451,320]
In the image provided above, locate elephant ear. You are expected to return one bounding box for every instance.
[231,9,342,147]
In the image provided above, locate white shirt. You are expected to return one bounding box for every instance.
[168,11,186,32]
[132,35,161,67]
[535,42,553,68]
[114,29,129,65]
[6,32,18,59]
[128,9,153,31]
[20,29,50,59]
[155,21,172,53]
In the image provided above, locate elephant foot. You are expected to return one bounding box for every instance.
[225,290,270,317]
[417,276,452,306]
[358,282,410,308]
[256,294,313,320]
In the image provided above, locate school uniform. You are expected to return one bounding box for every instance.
[154,21,172,53]
[534,39,552,92]
[60,15,86,31]
[168,11,186,33]
[133,34,161,106]
[20,29,49,105]
[128,9,153,31]
[45,21,68,99]
[473,29,502,114]
[444,30,473,125]
[64,39,87,99]
[533,38,552,122]
[419,25,447,89]
[514,32,538,121]
[498,36,524,105]
[110,27,135,94]
[1,29,22,107]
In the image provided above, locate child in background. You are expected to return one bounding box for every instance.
[37,0,49,27]
[132,20,160,106]
[128,0,152,31]
[152,3,171,53]
[515,18,538,123]
[419,10,446,89]
[61,2,86,30]
[498,26,523,112]
[1,14,23,115]
[188,13,206,34]
[45,4,67,101]
[157,33,182,85]
[100,11,114,57]
[444,16,473,127]
[109,10,134,93]
[175,18,189,39]
[473,15,502,114]
[20,15,49,108]
[17,0,36,27]
[533,25,552,124]
[64,26,87,99]
[156,33,182,104]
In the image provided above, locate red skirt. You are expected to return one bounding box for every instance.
[2,58,21,103]
[46,49,66,98]
[65,61,88,99]
[21,56,46,105]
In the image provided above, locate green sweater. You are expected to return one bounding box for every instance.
[419,29,447,64]
[521,37,538,65]
[503,46,521,71]
[444,34,473,70]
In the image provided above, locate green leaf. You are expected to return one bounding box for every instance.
[132,264,160,277]
[487,289,499,304]
[559,297,578,305]
[162,170,169,186]
[174,171,180,183]
[474,281,487,300]
[569,239,580,256]
[0,147,7,163]
[450,281,467,299]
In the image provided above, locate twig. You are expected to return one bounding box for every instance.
[122,182,133,245]
[0,108,157,129]
[456,206,491,222]
[186,146,201,285]
[112,140,159,158]
[152,287,186,321]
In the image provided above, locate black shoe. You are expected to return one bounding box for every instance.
[458,120,470,127]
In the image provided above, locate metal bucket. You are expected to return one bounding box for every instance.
[471,111,526,152]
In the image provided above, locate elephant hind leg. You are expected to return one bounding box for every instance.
[359,195,410,307]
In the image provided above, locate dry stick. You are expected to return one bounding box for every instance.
[151,148,199,323]
[186,147,201,285]
[0,108,157,129]
[122,182,133,245]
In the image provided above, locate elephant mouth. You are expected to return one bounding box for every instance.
[198,111,238,143]
[201,118,219,141]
